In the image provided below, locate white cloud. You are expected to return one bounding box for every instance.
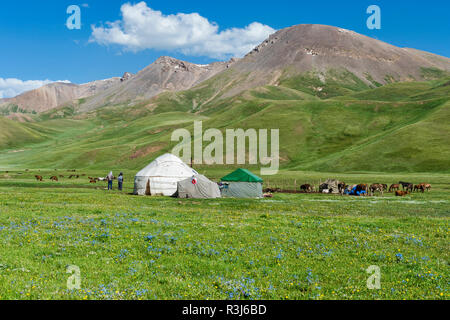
[0,78,70,99]
[90,2,276,59]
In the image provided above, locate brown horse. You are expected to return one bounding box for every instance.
[395,190,410,197]
[414,184,425,193]
[35,175,43,181]
[50,176,59,182]
[370,184,384,196]
[389,184,400,192]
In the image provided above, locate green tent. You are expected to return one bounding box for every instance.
[221,168,263,183]
[220,169,263,198]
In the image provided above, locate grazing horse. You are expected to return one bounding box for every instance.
[300,184,314,193]
[399,181,413,191]
[389,184,400,192]
[89,179,97,183]
[50,176,59,182]
[395,190,409,197]
[338,182,347,195]
[370,184,384,196]
[35,175,43,181]
[414,184,425,193]
[419,183,431,192]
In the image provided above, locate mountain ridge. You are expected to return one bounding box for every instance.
[2,24,449,114]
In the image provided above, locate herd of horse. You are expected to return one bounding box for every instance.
[34,173,110,184]
[34,173,85,182]
[32,174,432,197]
[300,181,431,196]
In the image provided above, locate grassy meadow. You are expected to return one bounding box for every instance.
[0,169,448,300]
[0,74,448,300]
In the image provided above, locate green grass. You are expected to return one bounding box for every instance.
[0,170,448,300]
[1,74,449,173]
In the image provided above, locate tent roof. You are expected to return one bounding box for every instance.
[221,168,263,183]
[135,153,197,178]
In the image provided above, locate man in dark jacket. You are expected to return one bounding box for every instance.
[118,172,124,191]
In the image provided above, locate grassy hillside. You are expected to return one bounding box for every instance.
[0,76,448,173]
[0,117,52,149]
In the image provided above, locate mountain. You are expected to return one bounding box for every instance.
[0,78,121,113]
[3,25,450,114]
[77,56,237,112]
[0,24,449,173]
[160,24,450,107]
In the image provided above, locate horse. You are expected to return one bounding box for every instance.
[414,184,425,193]
[35,175,43,181]
[338,182,347,195]
[395,190,409,197]
[300,184,314,193]
[420,183,431,192]
[399,181,413,191]
[50,176,59,182]
[389,184,400,192]
[370,184,384,196]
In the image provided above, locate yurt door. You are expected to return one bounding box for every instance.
[145,179,151,195]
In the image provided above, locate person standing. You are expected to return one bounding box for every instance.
[107,171,113,190]
[118,172,124,191]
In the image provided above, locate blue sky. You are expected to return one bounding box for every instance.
[0,0,449,97]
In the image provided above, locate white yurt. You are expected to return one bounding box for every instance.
[133,154,197,196]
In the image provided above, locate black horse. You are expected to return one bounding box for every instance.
[399,181,413,192]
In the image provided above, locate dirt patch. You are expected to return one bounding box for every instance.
[295,123,304,135]
[130,144,164,159]
[147,128,165,135]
